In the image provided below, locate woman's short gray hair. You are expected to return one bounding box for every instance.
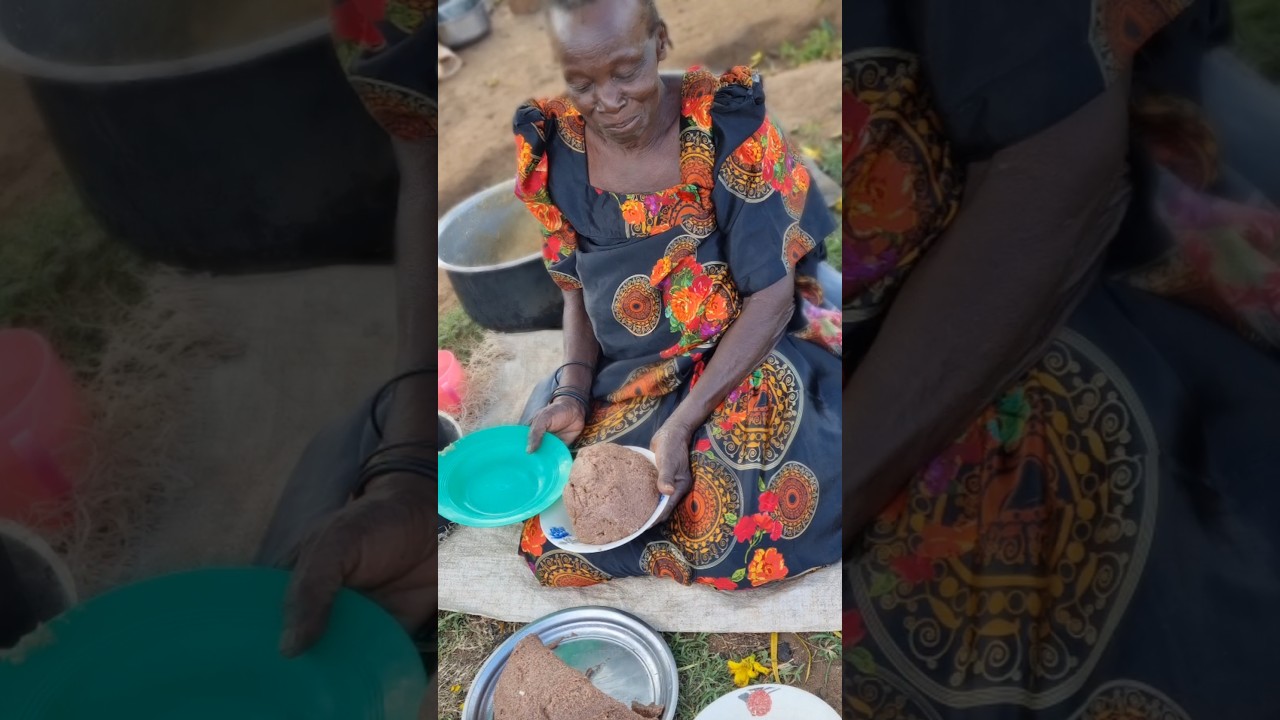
[547,0,662,36]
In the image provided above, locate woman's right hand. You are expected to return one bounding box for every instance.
[527,397,587,452]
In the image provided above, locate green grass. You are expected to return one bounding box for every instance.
[824,225,841,270]
[1234,0,1280,80]
[0,187,147,376]
[790,122,843,272]
[667,633,739,718]
[749,19,843,72]
[778,19,841,67]
[437,306,485,362]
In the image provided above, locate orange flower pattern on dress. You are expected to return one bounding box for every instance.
[697,576,739,592]
[513,102,582,289]
[846,149,919,236]
[747,547,789,587]
[520,516,547,558]
[649,255,741,359]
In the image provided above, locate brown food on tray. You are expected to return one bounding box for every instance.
[493,635,661,719]
[563,443,661,545]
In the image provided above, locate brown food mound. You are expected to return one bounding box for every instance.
[564,443,660,545]
[493,636,660,719]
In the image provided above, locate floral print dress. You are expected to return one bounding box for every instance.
[843,1,1280,718]
[512,67,843,592]
[330,0,434,141]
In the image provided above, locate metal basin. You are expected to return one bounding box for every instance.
[438,0,491,49]
[439,411,463,449]
[0,0,398,272]
[438,180,564,332]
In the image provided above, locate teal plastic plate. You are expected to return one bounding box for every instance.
[0,568,425,720]
[438,424,572,527]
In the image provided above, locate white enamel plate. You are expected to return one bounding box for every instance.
[538,446,670,554]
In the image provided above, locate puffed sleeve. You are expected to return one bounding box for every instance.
[513,101,583,291]
[709,69,836,297]
[330,0,436,141]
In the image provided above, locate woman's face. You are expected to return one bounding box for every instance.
[550,0,670,147]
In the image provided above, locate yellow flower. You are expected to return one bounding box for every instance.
[450,684,462,694]
[727,653,770,687]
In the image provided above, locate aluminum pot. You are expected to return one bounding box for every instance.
[438,0,491,49]
[438,411,463,449]
[0,1,398,272]
[438,179,564,332]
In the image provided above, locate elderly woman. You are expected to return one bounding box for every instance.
[511,0,843,590]
[842,0,1280,717]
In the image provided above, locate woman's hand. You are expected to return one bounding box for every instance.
[651,422,694,522]
[280,473,435,657]
[527,397,587,452]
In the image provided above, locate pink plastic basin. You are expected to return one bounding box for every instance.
[438,349,467,414]
[0,329,85,524]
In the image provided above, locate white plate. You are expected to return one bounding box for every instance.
[693,684,840,719]
[539,446,669,554]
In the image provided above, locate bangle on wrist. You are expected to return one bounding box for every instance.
[554,361,596,386]
[550,386,589,413]
[369,367,435,439]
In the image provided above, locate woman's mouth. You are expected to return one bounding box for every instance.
[603,115,641,132]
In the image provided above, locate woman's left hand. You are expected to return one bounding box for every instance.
[651,422,694,522]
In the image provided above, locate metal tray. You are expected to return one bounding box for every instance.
[462,606,678,720]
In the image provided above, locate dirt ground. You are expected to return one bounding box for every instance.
[436,0,842,313]
[0,74,63,221]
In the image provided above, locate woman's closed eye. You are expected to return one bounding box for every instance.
[615,65,642,82]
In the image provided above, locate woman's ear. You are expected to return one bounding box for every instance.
[656,20,672,59]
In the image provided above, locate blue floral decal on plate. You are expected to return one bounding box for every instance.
[549,526,570,540]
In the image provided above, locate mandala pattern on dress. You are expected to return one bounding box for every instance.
[549,270,583,290]
[783,222,817,270]
[842,51,962,324]
[577,394,659,446]
[640,541,694,585]
[1068,680,1192,720]
[708,351,803,471]
[666,235,701,264]
[849,331,1158,710]
[845,668,945,720]
[665,453,743,569]
[349,78,436,141]
[613,274,662,336]
[534,550,612,587]
[767,461,820,539]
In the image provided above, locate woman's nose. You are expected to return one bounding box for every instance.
[595,83,626,113]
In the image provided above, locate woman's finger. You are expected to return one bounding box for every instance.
[526,410,551,453]
[280,528,348,658]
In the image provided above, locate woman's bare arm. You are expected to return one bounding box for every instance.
[555,288,602,394]
[525,288,602,452]
[842,76,1135,551]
